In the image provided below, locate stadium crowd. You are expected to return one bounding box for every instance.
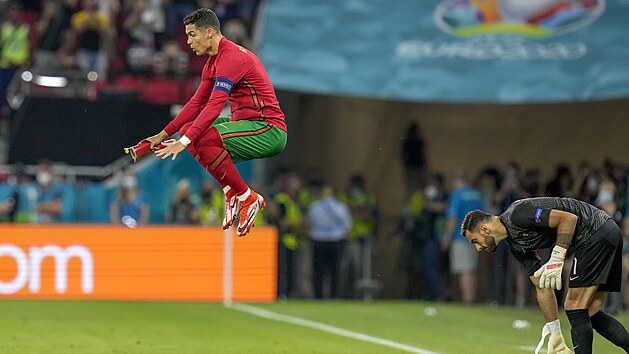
[2,156,629,309]
[2,1,629,312]
[0,0,260,123]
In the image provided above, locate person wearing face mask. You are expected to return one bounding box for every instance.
[34,160,64,224]
[399,173,447,301]
[110,168,149,227]
[595,180,622,224]
[594,180,624,314]
[462,197,629,354]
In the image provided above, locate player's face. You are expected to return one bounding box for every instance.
[185,24,213,56]
[466,227,497,253]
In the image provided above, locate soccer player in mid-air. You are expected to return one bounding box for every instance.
[145,8,287,236]
[461,197,629,354]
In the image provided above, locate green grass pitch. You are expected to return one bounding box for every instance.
[1,299,627,353]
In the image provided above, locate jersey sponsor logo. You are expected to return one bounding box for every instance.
[214,77,234,94]
[535,208,543,223]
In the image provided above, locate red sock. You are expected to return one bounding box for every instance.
[195,127,248,195]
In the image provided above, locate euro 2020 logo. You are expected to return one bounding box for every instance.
[434,0,605,37]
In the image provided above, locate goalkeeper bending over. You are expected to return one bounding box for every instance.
[145,8,287,236]
[461,197,629,354]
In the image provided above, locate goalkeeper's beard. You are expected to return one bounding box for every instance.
[482,235,497,253]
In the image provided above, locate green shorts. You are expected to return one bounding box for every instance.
[212,116,287,163]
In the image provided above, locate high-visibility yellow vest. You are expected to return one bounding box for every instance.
[338,191,377,240]
[200,192,224,227]
[274,192,302,250]
[408,190,424,218]
[0,23,29,68]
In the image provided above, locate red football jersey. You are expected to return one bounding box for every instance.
[164,37,286,142]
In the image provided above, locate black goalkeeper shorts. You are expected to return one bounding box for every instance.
[569,219,622,292]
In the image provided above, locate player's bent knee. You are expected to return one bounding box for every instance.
[564,297,590,310]
[197,127,224,148]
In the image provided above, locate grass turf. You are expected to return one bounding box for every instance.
[1,300,627,353]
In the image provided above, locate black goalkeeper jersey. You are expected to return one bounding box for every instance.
[499,197,611,274]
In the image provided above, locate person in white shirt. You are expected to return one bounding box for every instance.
[306,182,353,299]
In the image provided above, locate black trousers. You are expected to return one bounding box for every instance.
[312,240,345,299]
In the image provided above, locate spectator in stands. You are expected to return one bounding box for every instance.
[212,0,239,24]
[33,0,79,75]
[166,178,200,224]
[493,161,530,306]
[399,173,446,301]
[164,0,195,39]
[222,17,251,48]
[110,168,149,227]
[71,0,112,78]
[545,164,573,197]
[268,171,306,298]
[523,168,542,197]
[35,160,64,223]
[441,170,483,304]
[596,179,625,313]
[596,180,622,224]
[401,122,427,191]
[199,179,223,226]
[338,173,378,299]
[307,182,352,299]
[123,0,163,74]
[0,180,18,222]
[8,163,37,223]
[0,2,30,117]
[572,161,599,204]
[152,38,188,78]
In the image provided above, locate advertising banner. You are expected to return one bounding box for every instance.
[0,225,277,301]
[260,0,629,103]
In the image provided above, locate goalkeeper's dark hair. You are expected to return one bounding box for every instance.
[183,8,221,32]
[460,209,494,237]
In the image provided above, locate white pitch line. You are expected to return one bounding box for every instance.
[515,345,538,352]
[228,303,443,354]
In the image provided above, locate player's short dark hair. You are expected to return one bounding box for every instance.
[460,209,493,237]
[183,8,221,32]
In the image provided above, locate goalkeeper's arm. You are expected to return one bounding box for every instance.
[534,210,577,290]
[531,274,559,323]
[547,210,578,249]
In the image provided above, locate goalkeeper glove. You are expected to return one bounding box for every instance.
[535,322,574,354]
[547,333,574,354]
[534,245,567,290]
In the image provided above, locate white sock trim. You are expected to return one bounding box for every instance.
[223,186,231,194]
[237,188,251,201]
